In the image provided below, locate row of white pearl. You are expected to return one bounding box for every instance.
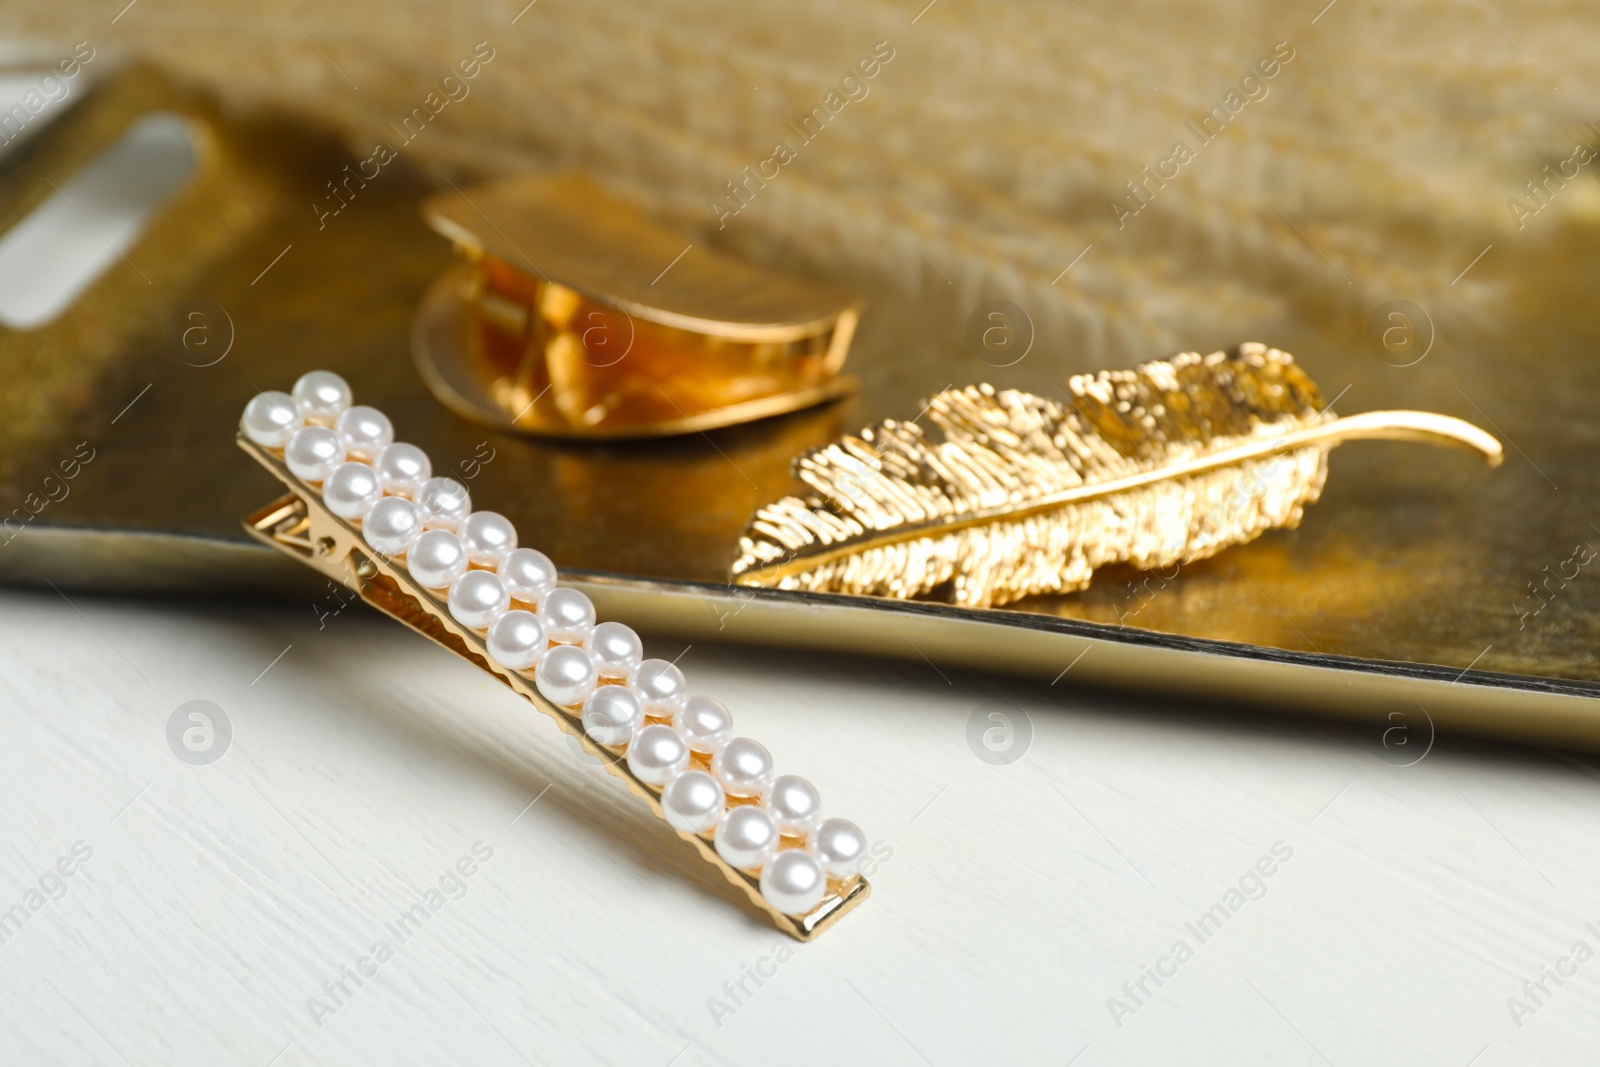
[242,371,867,916]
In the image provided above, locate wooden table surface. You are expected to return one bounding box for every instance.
[0,586,1594,1066]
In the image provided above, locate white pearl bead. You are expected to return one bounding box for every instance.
[485,609,546,671]
[459,511,518,567]
[335,405,394,462]
[715,805,779,871]
[711,737,774,800]
[589,621,643,680]
[760,849,827,915]
[628,659,688,719]
[661,769,724,834]
[362,496,423,558]
[498,548,558,606]
[284,425,344,482]
[448,570,510,630]
[808,818,868,881]
[674,695,734,756]
[417,477,471,531]
[407,529,469,589]
[241,391,301,448]
[291,370,352,426]
[536,644,598,707]
[374,442,431,498]
[581,684,643,747]
[322,462,382,520]
[626,723,690,786]
[762,775,822,836]
[539,588,596,645]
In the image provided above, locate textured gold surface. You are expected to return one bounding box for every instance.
[3,67,1600,740]
[11,0,1591,375]
[732,345,1501,606]
[237,435,869,941]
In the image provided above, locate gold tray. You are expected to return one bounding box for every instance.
[4,67,1598,748]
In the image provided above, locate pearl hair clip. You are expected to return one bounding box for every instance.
[239,371,871,939]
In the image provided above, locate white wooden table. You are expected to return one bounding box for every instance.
[0,585,1594,1066]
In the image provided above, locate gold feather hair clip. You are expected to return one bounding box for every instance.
[238,371,870,940]
[732,343,1503,608]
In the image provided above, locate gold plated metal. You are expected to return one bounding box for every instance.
[414,173,862,439]
[9,66,1600,750]
[238,434,869,940]
[732,344,1503,607]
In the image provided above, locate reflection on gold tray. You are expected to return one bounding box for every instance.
[4,67,1600,749]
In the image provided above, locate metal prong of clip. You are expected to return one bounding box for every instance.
[412,172,862,440]
[238,379,869,940]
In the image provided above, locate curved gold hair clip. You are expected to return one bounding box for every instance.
[413,173,862,439]
[733,343,1503,608]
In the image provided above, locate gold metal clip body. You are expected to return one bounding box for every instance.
[413,173,861,439]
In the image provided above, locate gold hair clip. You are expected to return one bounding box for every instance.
[412,173,862,439]
[238,371,870,939]
[733,343,1504,607]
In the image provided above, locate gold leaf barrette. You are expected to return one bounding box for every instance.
[238,371,870,939]
[731,343,1503,608]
